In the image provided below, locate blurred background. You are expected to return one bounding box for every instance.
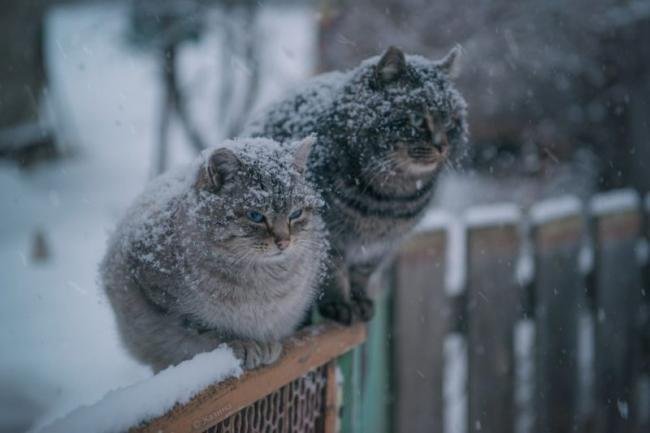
[0,0,648,432]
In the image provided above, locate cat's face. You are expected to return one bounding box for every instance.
[335,46,468,181]
[192,138,324,263]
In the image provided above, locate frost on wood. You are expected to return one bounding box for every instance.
[443,333,467,433]
[514,320,535,433]
[579,240,595,275]
[464,202,522,228]
[445,218,467,296]
[411,209,466,296]
[530,195,582,225]
[577,312,595,418]
[515,221,535,288]
[589,188,639,216]
[35,346,242,433]
[415,209,452,233]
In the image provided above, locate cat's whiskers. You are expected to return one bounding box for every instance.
[361,156,400,192]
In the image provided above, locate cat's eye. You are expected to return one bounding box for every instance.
[247,211,265,223]
[288,209,303,221]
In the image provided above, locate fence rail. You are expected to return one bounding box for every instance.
[133,323,366,433]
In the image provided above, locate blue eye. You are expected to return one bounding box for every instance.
[247,211,265,223]
[289,209,303,221]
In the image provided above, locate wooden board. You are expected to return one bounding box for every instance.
[641,195,650,432]
[393,230,448,433]
[593,210,643,433]
[132,323,367,433]
[533,215,584,433]
[466,223,519,433]
[360,271,393,433]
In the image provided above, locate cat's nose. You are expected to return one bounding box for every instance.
[275,238,291,251]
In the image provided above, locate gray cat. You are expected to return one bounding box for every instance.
[244,46,468,323]
[101,137,327,372]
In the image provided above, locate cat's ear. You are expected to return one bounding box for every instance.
[195,147,240,192]
[292,136,315,174]
[375,46,406,85]
[437,44,463,79]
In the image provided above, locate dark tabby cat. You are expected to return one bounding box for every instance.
[244,47,468,323]
[101,137,328,371]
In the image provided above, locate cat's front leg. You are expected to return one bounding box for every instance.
[348,262,376,322]
[229,340,283,370]
[318,254,356,324]
[318,255,375,324]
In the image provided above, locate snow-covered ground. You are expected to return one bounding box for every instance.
[0,4,316,432]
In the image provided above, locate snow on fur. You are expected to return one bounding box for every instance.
[35,346,242,433]
[245,51,469,168]
[114,137,323,273]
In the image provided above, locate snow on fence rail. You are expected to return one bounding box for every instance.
[39,323,366,433]
[393,189,650,433]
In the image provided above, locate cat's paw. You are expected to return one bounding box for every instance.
[319,301,355,325]
[352,295,375,322]
[229,340,283,370]
[259,341,283,366]
[319,297,375,324]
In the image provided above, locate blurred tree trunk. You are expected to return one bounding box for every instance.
[0,0,47,129]
[0,0,89,164]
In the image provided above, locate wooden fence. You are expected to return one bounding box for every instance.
[390,190,650,433]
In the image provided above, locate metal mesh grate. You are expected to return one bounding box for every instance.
[202,364,329,433]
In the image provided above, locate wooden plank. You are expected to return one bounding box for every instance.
[393,230,448,433]
[339,344,363,433]
[466,223,520,433]
[133,323,367,433]
[533,214,584,433]
[640,194,650,433]
[323,361,338,433]
[360,272,393,433]
[592,206,643,433]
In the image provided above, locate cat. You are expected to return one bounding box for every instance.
[100,137,328,372]
[244,46,468,324]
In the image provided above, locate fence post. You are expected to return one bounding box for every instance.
[360,270,393,433]
[638,193,650,432]
[590,190,643,433]
[393,224,449,433]
[465,205,521,433]
[339,343,363,433]
[530,197,584,433]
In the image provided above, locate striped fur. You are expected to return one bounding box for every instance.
[244,47,468,322]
